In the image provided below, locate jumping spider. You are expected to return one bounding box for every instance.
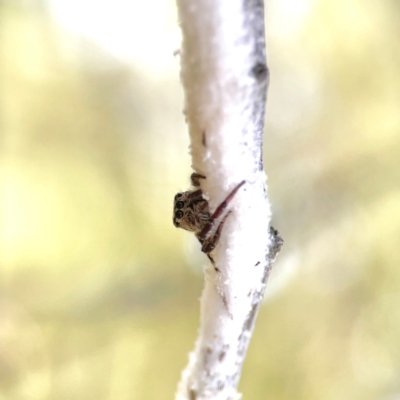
[173,173,245,261]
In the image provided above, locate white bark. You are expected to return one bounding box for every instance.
[175,0,283,399]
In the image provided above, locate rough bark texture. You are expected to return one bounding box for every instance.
[175,0,283,399]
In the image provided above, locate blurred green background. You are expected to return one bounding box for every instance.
[1,0,399,399]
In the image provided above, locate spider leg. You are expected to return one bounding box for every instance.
[202,253,219,272]
[197,180,245,241]
[201,211,232,254]
[210,180,245,221]
[191,173,206,187]
[207,254,216,265]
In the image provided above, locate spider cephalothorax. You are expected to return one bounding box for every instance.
[173,189,209,232]
[173,173,245,257]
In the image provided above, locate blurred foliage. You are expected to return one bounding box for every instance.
[0,0,399,399]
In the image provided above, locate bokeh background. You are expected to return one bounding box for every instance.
[1,0,399,399]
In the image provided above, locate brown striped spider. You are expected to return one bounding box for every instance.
[173,173,245,261]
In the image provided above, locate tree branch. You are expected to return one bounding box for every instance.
[175,0,283,398]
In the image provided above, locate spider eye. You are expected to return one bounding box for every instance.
[175,210,184,219]
[176,201,185,209]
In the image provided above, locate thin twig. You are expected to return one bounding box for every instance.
[175,0,283,399]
